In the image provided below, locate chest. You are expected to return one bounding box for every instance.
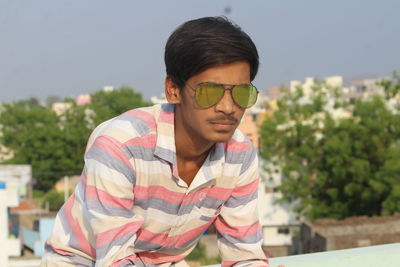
[132,174,232,251]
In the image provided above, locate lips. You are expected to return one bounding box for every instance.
[209,120,237,131]
[210,120,236,125]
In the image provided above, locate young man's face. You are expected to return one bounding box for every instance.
[171,61,250,145]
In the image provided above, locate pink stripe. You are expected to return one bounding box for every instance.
[137,229,169,246]
[64,195,96,257]
[158,110,174,124]
[110,254,137,267]
[222,260,240,267]
[215,219,260,239]
[125,109,156,130]
[175,223,211,247]
[92,136,131,167]
[172,165,179,178]
[134,186,231,206]
[95,220,143,247]
[182,186,231,205]
[137,221,210,248]
[224,139,250,152]
[181,187,210,204]
[123,134,157,148]
[86,185,133,209]
[222,259,269,267]
[134,185,185,204]
[138,251,185,264]
[231,178,259,197]
[205,186,232,200]
[45,242,72,256]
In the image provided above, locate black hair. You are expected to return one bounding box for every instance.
[165,16,259,88]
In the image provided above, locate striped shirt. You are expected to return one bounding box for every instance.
[41,103,269,267]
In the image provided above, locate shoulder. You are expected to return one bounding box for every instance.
[86,104,162,149]
[225,128,255,154]
[224,129,257,172]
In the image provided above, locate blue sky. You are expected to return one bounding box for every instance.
[1,0,399,102]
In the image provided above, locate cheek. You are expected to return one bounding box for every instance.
[237,110,245,120]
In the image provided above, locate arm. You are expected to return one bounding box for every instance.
[42,134,143,267]
[215,149,269,267]
[85,134,143,266]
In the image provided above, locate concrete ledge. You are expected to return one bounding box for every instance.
[7,239,21,257]
[205,242,400,267]
[8,243,400,267]
[9,258,41,267]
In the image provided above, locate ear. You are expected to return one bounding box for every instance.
[165,76,182,104]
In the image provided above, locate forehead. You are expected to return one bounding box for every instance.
[188,61,251,85]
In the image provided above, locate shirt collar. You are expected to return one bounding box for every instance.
[153,103,226,189]
[154,103,177,166]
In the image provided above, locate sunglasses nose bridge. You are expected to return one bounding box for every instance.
[214,86,237,112]
[222,85,235,92]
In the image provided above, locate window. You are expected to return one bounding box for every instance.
[277,227,290,235]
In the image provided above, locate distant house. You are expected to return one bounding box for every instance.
[300,214,400,253]
[0,181,21,265]
[76,94,92,105]
[53,175,80,194]
[257,160,300,257]
[10,199,45,232]
[237,98,300,257]
[0,165,32,199]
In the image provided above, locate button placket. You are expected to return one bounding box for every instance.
[168,190,190,241]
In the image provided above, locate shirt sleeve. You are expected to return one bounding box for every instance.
[42,134,143,267]
[214,147,269,267]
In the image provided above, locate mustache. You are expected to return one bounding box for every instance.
[207,115,238,124]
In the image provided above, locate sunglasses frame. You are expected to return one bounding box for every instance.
[185,82,259,109]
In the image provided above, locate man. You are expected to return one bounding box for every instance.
[42,16,269,267]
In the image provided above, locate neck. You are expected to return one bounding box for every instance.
[174,108,214,162]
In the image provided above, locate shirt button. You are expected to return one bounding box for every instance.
[199,192,206,201]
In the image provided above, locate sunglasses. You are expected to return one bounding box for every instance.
[186,82,259,108]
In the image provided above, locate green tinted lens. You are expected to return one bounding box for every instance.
[195,83,225,108]
[232,84,258,108]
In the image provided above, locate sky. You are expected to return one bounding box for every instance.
[0,0,399,103]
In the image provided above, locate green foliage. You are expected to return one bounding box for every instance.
[89,87,151,125]
[186,242,221,265]
[0,100,66,190]
[0,87,150,190]
[42,190,65,211]
[186,242,206,261]
[32,189,46,199]
[260,74,400,220]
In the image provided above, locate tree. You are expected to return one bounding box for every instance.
[0,100,65,190]
[58,103,94,177]
[0,86,151,190]
[260,74,400,220]
[89,86,151,126]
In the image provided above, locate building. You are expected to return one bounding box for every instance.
[257,160,300,257]
[0,144,13,162]
[76,94,92,105]
[51,102,72,116]
[0,180,21,266]
[237,95,299,257]
[267,85,283,100]
[53,175,80,194]
[289,76,350,99]
[0,165,32,199]
[348,77,387,99]
[237,111,260,148]
[300,215,400,253]
[150,93,168,104]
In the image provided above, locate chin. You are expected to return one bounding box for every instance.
[207,131,235,143]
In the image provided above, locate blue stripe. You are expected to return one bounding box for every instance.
[85,146,136,184]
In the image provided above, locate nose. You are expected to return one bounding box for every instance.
[215,89,235,114]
